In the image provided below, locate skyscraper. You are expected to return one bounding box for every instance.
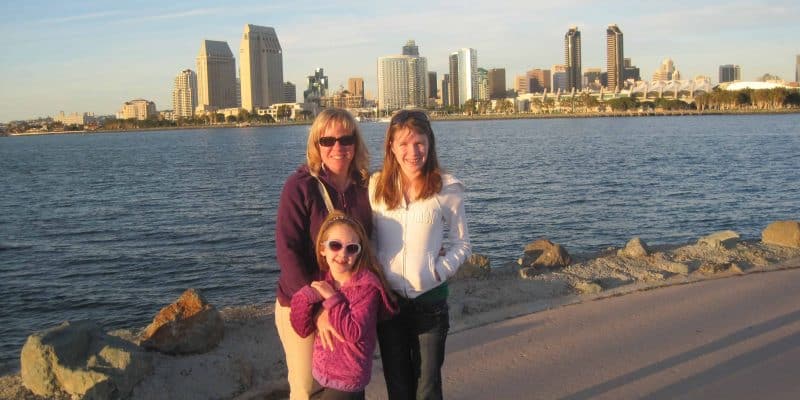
[477,68,489,100]
[448,53,459,107]
[402,40,419,56]
[239,24,284,111]
[652,58,677,81]
[795,55,799,83]
[427,71,438,99]
[564,26,582,91]
[719,64,741,83]
[377,41,428,111]
[441,74,450,107]
[283,82,296,103]
[451,48,478,105]
[304,68,328,104]
[487,68,506,99]
[528,69,551,93]
[172,69,197,118]
[551,64,568,93]
[606,24,624,92]
[196,40,237,109]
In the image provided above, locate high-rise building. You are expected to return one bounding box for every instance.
[172,69,197,118]
[448,54,459,107]
[377,41,428,111]
[606,24,624,92]
[796,55,800,83]
[441,74,450,108]
[652,58,677,81]
[283,82,296,103]
[487,68,506,99]
[564,26,582,91]
[527,69,550,93]
[427,72,438,99]
[118,99,157,120]
[477,68,489,100]
[514,74,530,95]
[196,40,237,109]
[623,58,641,82]
[304,68,328,104]
[402,40,419,56]
[239,24,284,111]
[551,64,568,93]
[583,67,602,89]
[348,77,364,97]
[450,48,478,105]
[719,64,741,83]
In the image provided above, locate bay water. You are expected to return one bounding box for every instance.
[1,114,798,371]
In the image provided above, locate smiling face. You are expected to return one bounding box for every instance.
[319,121,355,178]
[390,127,429,183]
[320,223,360,281]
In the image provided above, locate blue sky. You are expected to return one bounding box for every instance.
[1,0,799,122]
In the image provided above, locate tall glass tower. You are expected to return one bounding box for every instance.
[564,27,582,91]
[606,24,624,92]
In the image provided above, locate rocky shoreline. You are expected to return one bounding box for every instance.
[2,221,799,400]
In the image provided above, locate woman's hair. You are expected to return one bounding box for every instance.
[306,108,370,185]
[372,109,442,209]
[315,210,394,299]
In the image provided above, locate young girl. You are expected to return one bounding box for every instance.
[290,211,396,400]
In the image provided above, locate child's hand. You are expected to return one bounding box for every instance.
[311,281,336,299]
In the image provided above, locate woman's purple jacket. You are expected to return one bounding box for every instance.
[290,269,397,392]
[274,165,372,307]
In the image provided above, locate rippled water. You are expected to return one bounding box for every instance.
[1,114,798,371]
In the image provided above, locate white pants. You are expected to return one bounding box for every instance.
[275,299,319,400]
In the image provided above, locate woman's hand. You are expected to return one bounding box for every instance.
[315,309,343,351]
[311,281,336,299]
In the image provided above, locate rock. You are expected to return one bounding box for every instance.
[20,320,152,399]
[518,267,539,280]
[572,281,603,294]
[696,262,743,275]
[522,239,572,270]
[762,220,800,248]
[493,260,521,276]
[617,237,651,258]
[454,253,491,280]
[140,288,224,354]
[698,230,740,250]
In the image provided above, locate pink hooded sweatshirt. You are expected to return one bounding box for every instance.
[290,268,396,392]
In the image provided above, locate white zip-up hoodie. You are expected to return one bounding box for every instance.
[369,172,471,299]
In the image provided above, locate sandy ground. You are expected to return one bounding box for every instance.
[2,238,799,399]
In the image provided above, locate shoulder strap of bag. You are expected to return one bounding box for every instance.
[313,176,335,213]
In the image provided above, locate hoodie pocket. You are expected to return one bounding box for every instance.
[428,252,442,283]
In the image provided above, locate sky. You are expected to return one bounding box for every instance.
[1,0,799,122]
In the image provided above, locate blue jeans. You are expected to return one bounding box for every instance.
[377,297,449,400]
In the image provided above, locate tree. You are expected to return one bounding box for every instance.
[463,99,476,115]
[226,115,237,123]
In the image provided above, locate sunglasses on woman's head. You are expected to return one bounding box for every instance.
[390,110,430,126]
[323,240,362,256]
[319,135,356,147]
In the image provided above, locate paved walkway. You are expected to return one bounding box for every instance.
[366,268,800,399]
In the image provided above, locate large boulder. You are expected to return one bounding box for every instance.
[454,253,491,280]
[698,230,740,250]
[521,239,572,270]
[140,288,224,354]
[762,221,800,249]
[617,237,651,258]
[20,320,152,399]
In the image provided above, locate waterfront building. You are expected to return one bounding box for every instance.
[448,53,460,106]
[514,74,530,95]
[55,111,96,126]
[583,67,602,90]
[796,55,800,83]
[477,68,489,100]
[652,58,677,81]
[606,24,624,92]
[441,74,450,108]
[303,68,328,105]
[527,69,550,93]
[118,99,156,120]
[377,54,428,111]
[283,82,297,103]
[348,77,364,97]
[427,72,438,99]
[196,40,237,110]
[402,40,419,56]
[239,24,284,111]
[454,48,478,105]
[623,58,641,82]
[551,64,568,93]
[487,68,506,99]
[564,26,582,91]
[719,64,742,83]
[172,69,197,119]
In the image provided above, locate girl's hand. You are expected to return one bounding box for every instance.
[311,281,336,299]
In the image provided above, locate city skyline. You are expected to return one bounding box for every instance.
[1,0,799,122]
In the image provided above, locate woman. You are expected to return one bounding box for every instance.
[369,109,471,399]
[275,108,372,399]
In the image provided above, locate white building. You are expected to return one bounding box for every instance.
[117,99,156,120]
[453,48,478,105]
[55,111,95,126]
[377,55,428,112]
[239,24,284,111]
[173,69,197,119]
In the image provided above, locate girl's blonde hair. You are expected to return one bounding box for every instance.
[306,108,370,185]
[315,210,394,300]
